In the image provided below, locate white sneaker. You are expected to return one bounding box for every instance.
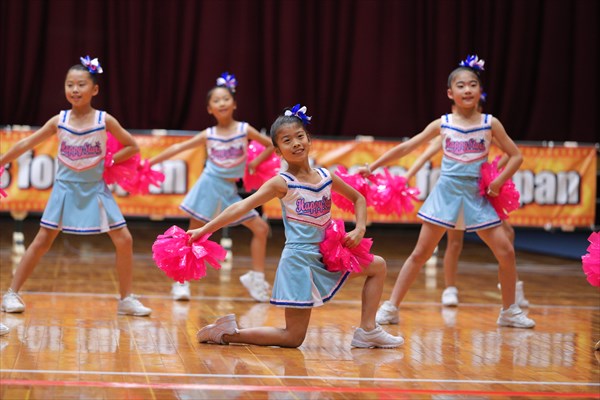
[498,281,530,308]
[1,289,25,313]
[375,301,399,325]
[239,271,270,302]
[351,325,404,348]
[0,323,9,336]
[118,295,152,316]
[197,314,238,344]
[441,286,459,307]
[171,282,191,301]
[497,304,535,328]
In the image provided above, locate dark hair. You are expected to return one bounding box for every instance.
[269,114,308,147]
[447,66,483,88]
[206,85,236,104]
[67,64,100,84]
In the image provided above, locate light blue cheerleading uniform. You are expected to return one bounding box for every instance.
[270,168,350,308]
[40,110,126,235]
[417,113,502,232]
[180,122,258,226]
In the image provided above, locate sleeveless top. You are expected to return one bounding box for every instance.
[56,110,107,182]
[440,113,492,178]
[279,168,332,244]
[203,122,248,179]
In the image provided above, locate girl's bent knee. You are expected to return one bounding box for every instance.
[285,335,306,348]
[250,218,269,239]
[121,233,133,247]
[495,245,515,263]
[111,229,133,249]
[372,255,387,275]
[447,241,463,253]
[410,250,432,265]
[374,255,386,267]
[282,328,307,348]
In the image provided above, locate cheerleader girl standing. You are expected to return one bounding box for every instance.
[149,73,274,302]
[406,137,530,308]
[359,56,535,329]
[1,57,151,316]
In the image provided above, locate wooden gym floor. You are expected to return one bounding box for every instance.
[0,217,598,399]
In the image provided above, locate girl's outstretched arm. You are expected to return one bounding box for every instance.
[331,173,367,248]
[0,116,59,165]
[187,175,287,242]
[149,130,208,166]
[246,125,275,172]
[361,119,441,175]
[488,118,522,195]
[405,136,443,180]
[106,114,139,163]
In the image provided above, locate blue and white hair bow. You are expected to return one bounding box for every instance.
[459,55,485,71]
[480,92,487,103]
[284,104,312,125]
[80,55,103,74]
[216,72,237,93]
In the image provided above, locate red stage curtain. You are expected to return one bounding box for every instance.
[1,0,597,142]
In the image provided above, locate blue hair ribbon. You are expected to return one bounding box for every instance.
[80,55,103,74]
[216,72,237,93]
[284,104,312,125]
[459,55,485,71]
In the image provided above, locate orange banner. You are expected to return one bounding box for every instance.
[0,130,597,228]
[0,130,205,218]
[261,139,598,228]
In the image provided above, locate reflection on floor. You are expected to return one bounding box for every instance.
[1,219,598,399]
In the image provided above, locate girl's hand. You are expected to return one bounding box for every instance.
[247,159,259,175]
[187,227,209,244]
[487,181,501,197]
[343,227,365,249]
[357,164,372,177]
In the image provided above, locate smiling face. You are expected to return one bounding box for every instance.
[447,69,482,109]
[207,87,236,120]
[64,69,98,107]
[273,122,311,163]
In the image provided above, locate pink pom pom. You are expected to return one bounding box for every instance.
[367,168,420,216]
[0,166,7,198]
[103,131,140,187]
[332,166,371,213]
[152,225,227,283]
[120,159,165,195]
[582,231,600,287]
[319,219,374,273]
[479,156,520,219]
[243,140,280,191]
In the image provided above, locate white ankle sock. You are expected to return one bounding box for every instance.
[253,271,265,280]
